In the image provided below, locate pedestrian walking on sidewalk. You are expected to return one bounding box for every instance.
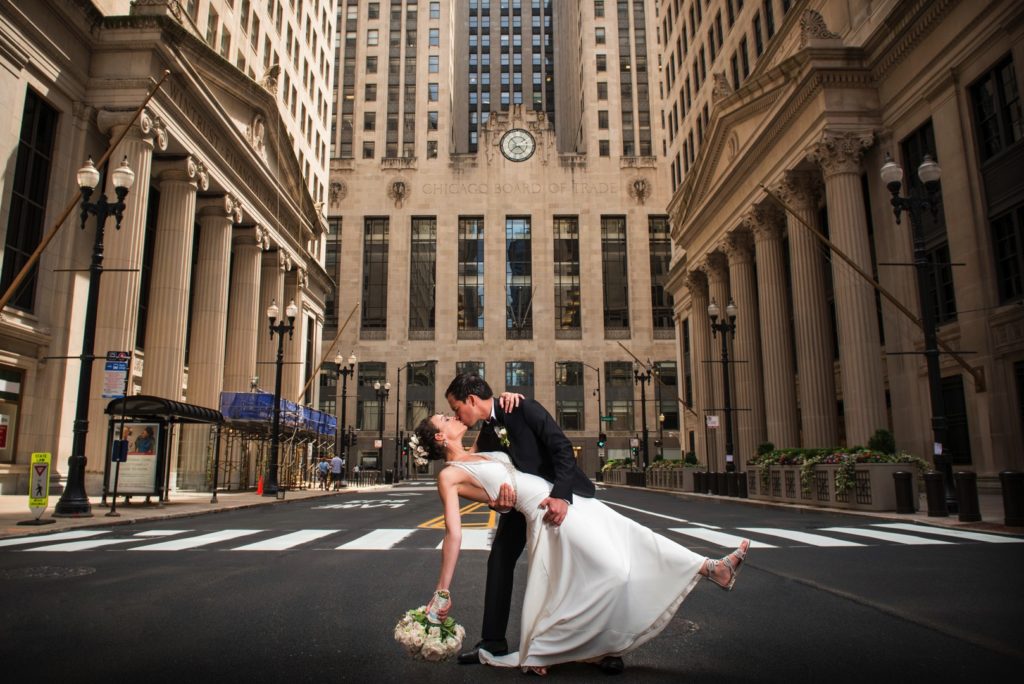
[330,454,343,490]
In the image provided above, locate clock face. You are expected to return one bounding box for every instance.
[500,128,536,162]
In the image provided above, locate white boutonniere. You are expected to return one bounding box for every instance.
[495,426,510,448]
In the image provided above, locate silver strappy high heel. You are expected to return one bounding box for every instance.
[704,539,750,591]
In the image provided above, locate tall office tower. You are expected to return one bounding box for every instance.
[326,0,681,476]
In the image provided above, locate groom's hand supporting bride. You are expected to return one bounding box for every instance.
[539,497,568,526]
[489,482,516,513]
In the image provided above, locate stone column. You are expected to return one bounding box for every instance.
[141,158,207,399]
[749,211,799,447]
[255,250,289,391]
[774,170,839,447]
[685,270,714,468]
[704,252,730,468]
[222,229,266,392]
[86,108,167,470]
[723,230,766,465]
[809,131,887,444]
[282,267,307,403]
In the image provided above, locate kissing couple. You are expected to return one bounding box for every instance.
[411,373,750,676]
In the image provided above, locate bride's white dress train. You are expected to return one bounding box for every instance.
[450,452,705,669]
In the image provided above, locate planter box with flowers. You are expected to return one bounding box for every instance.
[644,462,698,492]
[748,448,927,511]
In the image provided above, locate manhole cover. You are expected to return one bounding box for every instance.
[0,566,96,579]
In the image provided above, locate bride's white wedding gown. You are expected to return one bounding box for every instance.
[450,452,705,669]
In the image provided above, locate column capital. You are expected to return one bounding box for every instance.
[156,155,209,190]
[721,230,755,265]
[772,170,822,211]
[684,268,708,296]
[200,193,244,224]
[807,131,874,178]
[742,203,785,242]
[703,251,729,285]
[96,107,169,151]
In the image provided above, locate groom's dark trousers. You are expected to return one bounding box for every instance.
[482,510,527,641]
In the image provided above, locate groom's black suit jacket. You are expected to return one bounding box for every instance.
[476,398,594,503]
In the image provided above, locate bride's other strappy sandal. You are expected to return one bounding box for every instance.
[704,539,750,591]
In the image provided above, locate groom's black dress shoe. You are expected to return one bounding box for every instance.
[457,639,508,665]
[597,656,625,674]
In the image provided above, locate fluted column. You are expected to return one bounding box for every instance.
[141,158,206,399]
[255,250,289,391]
[809,131,887,444]
[774,171,839,446]
[86,108,167,470]
[749,212,800,447]
[704,252,730,468]
[223,229,267,392]
[723,230,765,465]
[282,267,307,403]
[685,270,714,468]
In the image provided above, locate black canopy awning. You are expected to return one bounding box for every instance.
[104,395,223,424]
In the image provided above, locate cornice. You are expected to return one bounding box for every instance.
[868,0,958,82]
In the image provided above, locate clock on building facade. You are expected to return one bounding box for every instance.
[499,128,536,162]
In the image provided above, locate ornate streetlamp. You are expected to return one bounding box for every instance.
[632,365,652,469]
[54,156,135,517]
[265,298,298,496]
[709,298,738,495]
[337,352,356,478]
[374,380,391,476]
[880,152,956,512]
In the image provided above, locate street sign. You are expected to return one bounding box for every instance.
[600,416,615,422]
[102,351,131,399]
[706,415,720,429]
[28,452,51,517]
[111,439,129,463]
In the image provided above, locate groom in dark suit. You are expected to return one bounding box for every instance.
[446,374,623,674]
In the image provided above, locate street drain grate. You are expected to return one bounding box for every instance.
[0,566,96,580]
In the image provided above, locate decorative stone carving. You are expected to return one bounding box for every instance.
[260,64,280,92]
[97,107,169,151]
[721,230,755,264]
[807,131,874,178]
[388,179,409,208]
[684,268,708,295]
[223,193,243,223]
[188,156,210,191]
[627,177,651,205]
[712,72,733,103]
[799,9,841,48]
[279,250,293,272]
[296,267,309,291]
[255,225,271,250]
[329,180,347,206]
[248,113,266,154]
[772,170,822,211]
[743,204,786,242]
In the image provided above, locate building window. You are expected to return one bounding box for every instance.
[429,28,440,46]
[409,217,437,332]
[992,204,1024,303]
[429,55,439,73]
[366,55,378,73]
[365,83,377,101]
[506,216,533,339]
[753,13,764,56]
[943,375,972,465]
[605,362,634,432]
[206,6,219,47]
[553,217,581,332]
[682,319,693,407]
[763,0,775,38]
[428,111,439,130]
[506,361,535,400]
[458,217,485,332]
[404,361,437,430]
[598,110,609,129]
[356,362,386,431]
[361,218,389,331]
[649,216,674,330]
[428,83,439,101]
[367,29,379,46]
[970,56,1022,163]
[654,361,679,432]
[594,0,605,18]
[430,2,440,20]
[601,216,630,331]
[595,27,606,44]
[597,82,608,99]
[369,3,380,20]
[740,36,750,77]
[426,140,438,158]
[599,139,609,156]
[555,361,584,431]
[1,89,57,313]
[362,140,375,158]
[0,366,23,463]
[456,361,485,380]
[597,54,607,72]
[364,112,376,130]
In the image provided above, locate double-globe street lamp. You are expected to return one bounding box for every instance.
[337,352,356,479]
[54,156,136,517]
[879,153,956,512]
[708,298,738,495]
[632,365,652,469]
[374,380,391,479]
[265,298,298,497]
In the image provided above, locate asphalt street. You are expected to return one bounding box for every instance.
[1,481,1021,683]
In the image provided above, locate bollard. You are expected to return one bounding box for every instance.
[999,470,1024,526]
[923,471,947,517]
[716,472,728,496]
[708,472,720,495]
[725,472,739,497]
[738,472,748,499]
[954,471,981,522]
[892,471,916,514]
[693,471,704,493]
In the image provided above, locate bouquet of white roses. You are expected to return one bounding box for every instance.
[393,605,465,661]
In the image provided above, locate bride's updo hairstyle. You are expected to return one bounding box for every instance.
[413,418,448,461]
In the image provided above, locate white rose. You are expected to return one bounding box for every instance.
[428,626,441,639]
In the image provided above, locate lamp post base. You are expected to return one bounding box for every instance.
[52,454,93,518]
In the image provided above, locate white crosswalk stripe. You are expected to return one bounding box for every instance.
[130,529,263,551]
[337,528,416,550]
[871,523,1024,544]
[233,529,339,551]
[0,530,108,548]
[819,527,953,545]
[437,528,493,550]
[133,530,190,537]
[26,538,139,552]
[669,528,776,548]
[737,527,865,548]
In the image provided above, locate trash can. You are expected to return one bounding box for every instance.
[595,470,604,483]
[954,471,981,522]
[923,471,947,517]
[694,471,704,493]
[999,470,1024,527]
[892,471,915,514]
[384,469,394,484]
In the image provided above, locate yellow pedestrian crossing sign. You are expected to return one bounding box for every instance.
[29,452,51,515]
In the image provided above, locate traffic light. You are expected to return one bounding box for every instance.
[597,433,607,448]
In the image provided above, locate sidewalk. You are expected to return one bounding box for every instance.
[606,484,1024,537]
[0,483,394,540]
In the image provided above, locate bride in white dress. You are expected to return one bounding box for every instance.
[415,414,749,676]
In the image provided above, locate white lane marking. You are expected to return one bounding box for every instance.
[819,527,953,545]
[133,530,189,537]
[0,530,108,548]
[337,528,415,550]
[669,528,775,548]
[602,500,714,526]
[436,529,492,551]
[130,529,262,551]
[25,538,138,552]
[872,523,1024,544]
[233,529,339,551]
[738,527,864,547]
